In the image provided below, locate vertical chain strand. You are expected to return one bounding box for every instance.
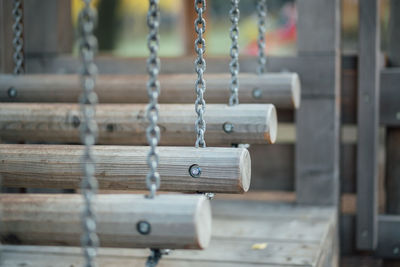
[12,0,24,75]
[194,0,207,148]
[229,0,240,106]
[257,0,267,75]
[146,0,161,199]
[78,1,99,266]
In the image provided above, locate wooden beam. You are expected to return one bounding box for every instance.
[0,194,211,249]
[377,215,400,259]
[0,103,277,145]
[0,73,300,109]
[0,144,251,193]
[356,0,380,251]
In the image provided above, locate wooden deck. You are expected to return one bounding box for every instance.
[1,198,338,267]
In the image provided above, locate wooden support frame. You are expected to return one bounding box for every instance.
[0,144,251,193]
[356,0,380,251]
[0,103,277,145]
[0,73,300,109]
[0,194,212,249]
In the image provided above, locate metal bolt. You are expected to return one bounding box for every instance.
[7,87,17,99]
[393,246,400,255]
[252,88,262,99]
[189,164,201,178]
[72,115,81,128]
[137,221,151,235]
[223,122,234,133]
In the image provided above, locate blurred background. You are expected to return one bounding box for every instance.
[70,0,391,57]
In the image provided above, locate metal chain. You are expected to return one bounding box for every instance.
[194,0,207,148]
[145,0,161,199]
[229,0,240,106]
[78,1,99,266]
[145,249,171,267]
[257,0,267,75]
[12,0,24,74]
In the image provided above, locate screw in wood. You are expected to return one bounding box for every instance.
[137,221,151,235]
[223,122,234,133]
[7,87,17,99]
[189,164,202,178]
[252,88,262,99]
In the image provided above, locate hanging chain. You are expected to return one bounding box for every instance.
[145,0,161,199]
[12,0,24,74]
[146,249,171,267]
[78,1,99,266]
[257,0,267,74]
[194,0,207,148]
[229,0,240,106]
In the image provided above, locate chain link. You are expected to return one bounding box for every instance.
[257,0,267,75]
[78,1,99,266]
[146,0,161,199]
[12,0,24,75]
[194,0,207,148]
[229,0,240,106]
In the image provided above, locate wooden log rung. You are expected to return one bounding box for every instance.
[0,103,277,145]
[0,194,212,249]
[0,144,251,193]
[0,73,301,109]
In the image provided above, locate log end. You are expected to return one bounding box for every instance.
[239,148,252,193]
[291,73,301,109]
[194,196,212,249]
[264,104,278,144]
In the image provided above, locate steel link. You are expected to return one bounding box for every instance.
[146,0,161,198]
[229,0,240,106]
[257,0,267,74]
[78,1,99,266]
[12,0,24,75]
[194,0,207,148]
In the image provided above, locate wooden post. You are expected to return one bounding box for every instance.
[356,0,380,250]
[0,103,277,145]
[0,73,300,109]
[0,144,251,193]
[0,194,212,249]
[295,0,341,205]
[385,0,400,215]
[0,0,14,73]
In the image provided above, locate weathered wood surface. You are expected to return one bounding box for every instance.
[0,103,277,145]
[377,215,400,259]
[0,0,14,73]
[0,144,251,193]
[0,73,300,109]
[356,0,380,251]
[0,194,211,249]
[385,130,400,214]
[1,200,337,267]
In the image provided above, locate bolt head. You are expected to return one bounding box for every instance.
[252,88,262,99]
[189,164,201,178]
[137,221,151,235]
[223,122,234,133]
[72,115,81,128]
[7,87,17,99]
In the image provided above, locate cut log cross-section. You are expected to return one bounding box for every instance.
[0,144,251,193]
[0,73,301,109]
[0,103,277,145]
[0,194,212,249]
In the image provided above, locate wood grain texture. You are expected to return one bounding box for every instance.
[0,200,337,266]
[0,194,211,249]
[356,0,380,251]
[0,73,300,109]
[0,144,251,193]
[0,103,277,145]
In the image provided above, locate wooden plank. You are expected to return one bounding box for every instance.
[377,215,400,259]
[0,144,251,193]
[0,194,211,249]
[356,0,380,251]
[385,130,400,214]
[0,73,300,109]
[379,69,400,126]
[0,0,14,73]
[0,103,277,145]
[295,0,341,205]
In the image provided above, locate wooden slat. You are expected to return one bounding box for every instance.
[0,194,211,249]
[356,0,380,250]
[0,144,251,193]
[385,130,400,214]
[377,215,400,259]
[0,103,277,145]
[0,73,300,109]
[380,69,400,126]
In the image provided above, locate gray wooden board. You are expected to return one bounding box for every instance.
[0,200,337,267]
[356,0,380,251]
[377,215,400,259]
